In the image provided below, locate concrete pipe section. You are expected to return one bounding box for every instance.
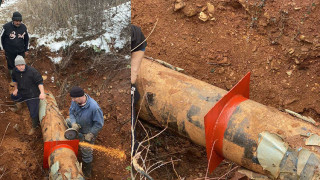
[136,58,320,179]
[39,93,84,179]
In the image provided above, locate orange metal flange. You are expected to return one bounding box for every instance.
[204,72,250,172]
[43,140,79,169]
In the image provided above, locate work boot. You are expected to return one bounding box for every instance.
[28,117,40,136]
[27,128,35,135]
[31,117,40,128]
[82,162,92,178]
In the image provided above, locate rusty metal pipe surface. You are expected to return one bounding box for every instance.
[136,59,320,179]
[40,93,84,180]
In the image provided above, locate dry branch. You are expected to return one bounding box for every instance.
[0,123,10,148]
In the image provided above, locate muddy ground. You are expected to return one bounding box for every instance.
[132,0,320,179]
[0,41,131,179]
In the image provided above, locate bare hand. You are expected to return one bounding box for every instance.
[39,93,46,100]
[13,89,18,96]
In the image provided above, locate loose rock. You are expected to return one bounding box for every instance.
[288,48,295,54]
[174,0,186,11]
[199,12,209,22]
[207,2,215,15]
[183,5,197,17]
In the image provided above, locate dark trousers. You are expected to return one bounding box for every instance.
[5,51,25,70]
[65,118,95,163]
[79,137,95,163]
[11,93,40,127]
[131,84,140,157]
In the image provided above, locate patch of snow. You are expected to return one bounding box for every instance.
[0,0,19,8]
[80,1,131,53]
[49,56,62,64]
[2,1,130,54]
[36,30,74,52]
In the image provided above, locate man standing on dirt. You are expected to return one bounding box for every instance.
[0,11,29,79]
[68,86,104,178]
[11,55,46,135]
[131,24,147,165]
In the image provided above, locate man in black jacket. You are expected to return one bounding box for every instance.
[11,55,46,135]
[0,11,29,78]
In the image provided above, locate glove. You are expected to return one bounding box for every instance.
[131,84,136,95]
[84,133,94,142]
[71,123,81,131]
[131,84,140,103]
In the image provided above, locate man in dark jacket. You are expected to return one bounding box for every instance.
[131,24,147,170]
[11,55,46,135]
[0,11,29,78]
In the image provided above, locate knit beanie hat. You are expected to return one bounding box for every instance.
[12,12,22,21]
[15,55,26,66]
[70,86,85,98]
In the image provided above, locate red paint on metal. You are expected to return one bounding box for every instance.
[204,72,250,172]
[43,140,79,168]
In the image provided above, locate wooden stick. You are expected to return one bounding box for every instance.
[285,109,316,125]
[0,123,10,148]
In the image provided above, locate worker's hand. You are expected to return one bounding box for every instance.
[39,93,46,100]
[71,123,81,131]
[84,133,94,142]
[13,89,18,96]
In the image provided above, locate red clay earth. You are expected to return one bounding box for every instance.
[0,40,131,179]
[132,0,320,179]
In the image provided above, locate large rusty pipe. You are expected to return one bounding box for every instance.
[136,59,320,179]
[39,93,84,179]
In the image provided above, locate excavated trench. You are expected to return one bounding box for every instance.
[0,46,131,179]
